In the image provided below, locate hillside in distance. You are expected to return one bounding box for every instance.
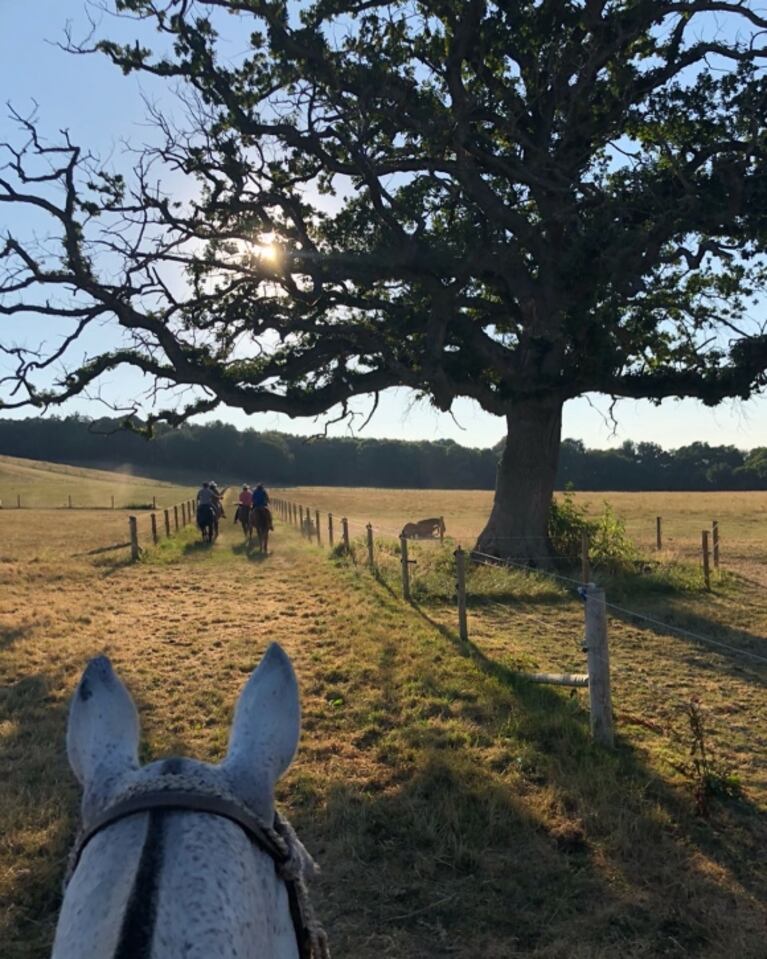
[0,454,194,510]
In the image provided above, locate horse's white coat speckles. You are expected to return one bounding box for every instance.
[51,643,309,959]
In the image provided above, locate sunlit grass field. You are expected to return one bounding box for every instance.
[0,454,195,510]
[1,464,766,958]
[278,485,767,581]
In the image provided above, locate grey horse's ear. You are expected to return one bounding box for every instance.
[67,656,140,797]
[221,643,300,819]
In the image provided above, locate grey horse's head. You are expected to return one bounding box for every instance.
[67,643,301,824]
[53,643,321,959]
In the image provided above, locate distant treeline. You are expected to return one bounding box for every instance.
[1,416,767,491]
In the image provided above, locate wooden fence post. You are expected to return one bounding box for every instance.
[129,516,140,562]
[366,523,375,566]
[173,505,179,531]
[702,529,711,590]
[400,534,412,601]
[342,517,350,552]
[584,585,614,747]
[181,502,188,526]
[581,530,590,585]
[151,513,158,545]
[439,516,445,544]
[111,495,114,510]
[315,509,322,545]
[68,494,73,509]
[328,512,334,547]
[656,516,662,550]
[152,495,157,510]
[455,547,469,641]
[17,494,21,509]
[299,505,305,536]
[164,509,171,537]
[712,520,720,569]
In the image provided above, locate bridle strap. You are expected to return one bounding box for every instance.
[69,790,315,959]
[72,789,288,871]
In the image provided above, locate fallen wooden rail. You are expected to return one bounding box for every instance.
[521,672,589,688]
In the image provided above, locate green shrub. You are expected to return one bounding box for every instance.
[549,490,639,574]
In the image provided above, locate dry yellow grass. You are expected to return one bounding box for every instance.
[0,454,195,510]
[279,487,767,798]
[2,469,767,958]
[279,485,767,582]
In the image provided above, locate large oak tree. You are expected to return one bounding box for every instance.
[2,0,767,560]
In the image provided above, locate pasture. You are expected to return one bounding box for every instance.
[278,486,767,583]
[0,454,195,511]
[1,467,766,958]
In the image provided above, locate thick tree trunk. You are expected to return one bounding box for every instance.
[475,395,563,566]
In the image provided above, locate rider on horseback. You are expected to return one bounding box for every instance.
[252,483,274,531]
[235,484,252,525]
[209,480,225,518]
[196,481,216,535]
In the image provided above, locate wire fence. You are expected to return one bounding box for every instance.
[70,495,202,562]
[272,493,767,799]
[3,492,178,511]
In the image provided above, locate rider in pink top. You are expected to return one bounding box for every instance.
[235,484,253,526]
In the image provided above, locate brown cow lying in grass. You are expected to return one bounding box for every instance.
[401,517,446,539]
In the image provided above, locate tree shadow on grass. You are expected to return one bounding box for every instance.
[287,603,767,959]
[0,674,74,959]
[607,596,767,690]
[453,558,767,689]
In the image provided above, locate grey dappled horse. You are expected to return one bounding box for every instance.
[52,644,328,959]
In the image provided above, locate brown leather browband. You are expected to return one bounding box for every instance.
[68,789,312,959]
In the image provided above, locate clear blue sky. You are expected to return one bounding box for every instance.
[2,1,766,451]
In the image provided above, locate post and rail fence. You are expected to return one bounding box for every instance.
[269,494,755,753]
[273,493,616,746]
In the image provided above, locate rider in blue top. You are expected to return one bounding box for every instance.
[252,484,273,529]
